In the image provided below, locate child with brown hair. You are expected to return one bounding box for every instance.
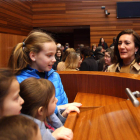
[0,115,42,140]
[20,77,80,140]
[0,69,24,117]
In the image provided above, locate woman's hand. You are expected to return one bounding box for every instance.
[62,105,80,118]
[52,126,73,140]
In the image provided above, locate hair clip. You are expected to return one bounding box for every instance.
[22,42,26,50]
[22,42,25,47]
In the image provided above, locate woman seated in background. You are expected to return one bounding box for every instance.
[98,37,108,51]
[65,52,82,71]
[107,29,140,74]
[57,48,75,71]
[92,44,97,56]
[103,48,114,72]
[52,48,62,70]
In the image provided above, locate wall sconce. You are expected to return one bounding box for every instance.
[105,10,110,16]
[101,6,110,16]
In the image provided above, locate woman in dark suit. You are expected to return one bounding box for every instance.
[98,38,108,51]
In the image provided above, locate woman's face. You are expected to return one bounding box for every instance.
[56,50,61,58]
[104,52,111,66]
[101,38,104,43]
[118,34,138,64]
[93,45,96,51]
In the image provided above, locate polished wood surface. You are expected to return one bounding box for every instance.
[58,71,140,139]
[65,97,140,140]
[75,92,126,107]
[58,71,140,103]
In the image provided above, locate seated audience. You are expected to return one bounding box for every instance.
[0,115,42,140]
[107,29,140,74]
[53,48,62,70]
[79,46,98,71]
[98,37,108,51]
[65,52,82,71]
[57,48,75,71]
[20,78,81,140]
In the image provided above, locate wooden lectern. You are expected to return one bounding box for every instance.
[58,71,140,140]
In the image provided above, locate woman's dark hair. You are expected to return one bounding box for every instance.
[55,48,62,59]
[0,69,16,112]
[114,29,140,63]
[99,38,105,44]
[0,115,38,140]
[80,46,93,59]
[20,78,55,121]
[106,48,114,63]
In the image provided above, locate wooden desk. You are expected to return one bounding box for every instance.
[75,92,126,107]
[65,96,140,140]
[57,71,140,140]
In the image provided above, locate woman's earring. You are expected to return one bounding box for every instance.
[135,51,137,54]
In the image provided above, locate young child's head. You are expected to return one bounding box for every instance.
[20,77,58,121]
[0,115,42,140]
[0,69,24,117]
[8,31,57,74]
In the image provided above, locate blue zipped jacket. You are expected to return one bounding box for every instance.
[16,66,68,113]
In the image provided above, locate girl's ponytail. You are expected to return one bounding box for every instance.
[8,42,29,74]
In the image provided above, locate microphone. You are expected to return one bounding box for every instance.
[125,88,140,107]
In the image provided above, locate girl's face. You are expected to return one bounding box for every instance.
[118,34,138,63]
[2,79,24,117]
[56,50,61,57]
[104,52,111,66]
[32,42,56,72]
[47,94,58,116]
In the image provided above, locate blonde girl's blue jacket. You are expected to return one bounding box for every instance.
[16,66,68,113]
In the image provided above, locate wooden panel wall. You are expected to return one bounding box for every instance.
[0,0,32,35]
[32,0,140,47]
[0,33,26,68]
[0,0,32,67]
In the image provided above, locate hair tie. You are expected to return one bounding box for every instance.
[22,42,26,50]
[22,42,25,47]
